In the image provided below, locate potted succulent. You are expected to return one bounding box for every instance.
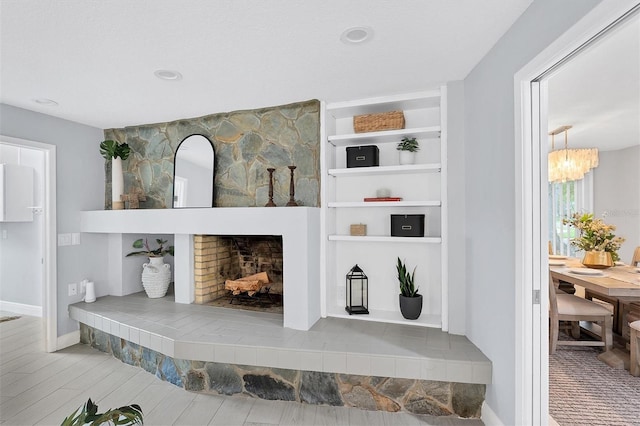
[397,137,420,165]
[100,140,131,210]
[396,257,422,320]
[127,238,174,298]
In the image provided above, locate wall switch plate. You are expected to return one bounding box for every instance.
[68,283,77,296]
[1,230,7,239]
[58,233,71,246]
[71,233,81,245]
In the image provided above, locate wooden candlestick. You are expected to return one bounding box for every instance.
[265,168,276,207]
[286,165,298,207]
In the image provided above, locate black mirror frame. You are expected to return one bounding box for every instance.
[172,134,215,208]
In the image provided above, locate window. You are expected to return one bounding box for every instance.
[548,172,593,256]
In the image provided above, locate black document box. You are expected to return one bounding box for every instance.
[391,214,425,237]
[346,145,379,168]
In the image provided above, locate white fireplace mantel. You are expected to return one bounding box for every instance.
[80,207,321,330]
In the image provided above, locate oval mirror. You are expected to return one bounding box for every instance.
[173,134,215,208]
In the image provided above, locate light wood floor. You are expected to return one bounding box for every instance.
[0,314,483,425]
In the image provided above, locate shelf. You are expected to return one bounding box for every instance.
[328,127,441,147]
[326,305,441,328]
[328,164,441,177]
[328,201,441,208]
[328,235,442,244]
[325,90,441,119]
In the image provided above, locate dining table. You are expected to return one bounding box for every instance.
[549,257,640,297]
[549,256,640,361]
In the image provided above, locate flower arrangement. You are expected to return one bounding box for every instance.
[562,212,625,261]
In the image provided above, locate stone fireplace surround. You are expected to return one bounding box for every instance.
[80,207,320,330]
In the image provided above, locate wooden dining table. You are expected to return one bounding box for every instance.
[549,257,640,297]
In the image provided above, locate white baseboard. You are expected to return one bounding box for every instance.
[0,300,43,317]
[481,401,504,426]
[57,330,80,350]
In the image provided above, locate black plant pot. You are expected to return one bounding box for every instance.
[399,294,423,320]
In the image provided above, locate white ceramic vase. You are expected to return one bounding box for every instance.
[399,151,416,165]
[141,257,171,298]
[111,157,124,209]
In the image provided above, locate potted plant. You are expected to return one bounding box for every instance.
[563,212,625,268]
[396,137,420,165]
[396,257,422,320]
[127,238,174,298]
[100,140,131,210]
[62,398,142,425]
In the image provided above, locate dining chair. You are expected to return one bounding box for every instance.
[549,272,613,354]
[630,320,640,376]
[631,246,640,267]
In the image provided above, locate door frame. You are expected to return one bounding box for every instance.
[514,1,640,423]
[1,135,57,352]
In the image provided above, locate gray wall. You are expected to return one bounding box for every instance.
[0,103,109,336]
[594,145,640,263]
[0,145,44,307]
[446,81,466,335]
[463,0,600,423]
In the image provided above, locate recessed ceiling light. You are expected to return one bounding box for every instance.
[340,26,373,44]
[154,70,183,81]
[33,98,58,106]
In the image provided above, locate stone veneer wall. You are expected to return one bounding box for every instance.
[103,100,320,209]
[80,324,485,418]
[194,235,283,304]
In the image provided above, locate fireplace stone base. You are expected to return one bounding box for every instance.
[80,323,485,418]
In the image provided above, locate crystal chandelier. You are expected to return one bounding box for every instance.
[548,125,599,183]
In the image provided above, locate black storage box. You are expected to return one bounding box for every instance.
[346,145,379,168]
[391,214,425,237]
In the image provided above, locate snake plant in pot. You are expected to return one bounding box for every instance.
[397,257,422,320]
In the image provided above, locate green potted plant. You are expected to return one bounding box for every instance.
[100,140,131,210]
[396,137,420,165]
[62,398,143,425]
[127,238,174,298]
[396,257,422,320]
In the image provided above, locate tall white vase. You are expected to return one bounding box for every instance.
[141,257,172,298]
[111,157,124,210]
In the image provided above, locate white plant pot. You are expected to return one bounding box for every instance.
[399,151,416,165]
[111,157,124,209]
[141,257,171,298]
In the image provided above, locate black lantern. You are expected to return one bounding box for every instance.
[345,264,369,315]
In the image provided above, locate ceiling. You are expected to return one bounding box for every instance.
[547,12,639,152]
[0,0,533,129]
[1,0,636,153]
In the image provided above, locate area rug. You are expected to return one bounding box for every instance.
[0,316,21,323]
[549,345,640,425]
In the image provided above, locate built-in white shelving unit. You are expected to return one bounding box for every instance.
[321,88,448,330]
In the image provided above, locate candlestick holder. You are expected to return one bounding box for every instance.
[286,165,298,207]
[265,168,276,207]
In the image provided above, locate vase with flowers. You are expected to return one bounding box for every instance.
[563,212,625,268]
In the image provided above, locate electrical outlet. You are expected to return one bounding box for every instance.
[1,230,7,239]
[68,283,77,296]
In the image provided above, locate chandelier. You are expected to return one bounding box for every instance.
[548,125,599,183]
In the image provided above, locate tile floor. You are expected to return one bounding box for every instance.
[68,293,491,385]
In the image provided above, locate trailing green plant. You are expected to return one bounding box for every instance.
[100,139,131,160]
[126,238,174,258]
[61,398,143,426]
[397,257,419,297]
[396,137,420,152]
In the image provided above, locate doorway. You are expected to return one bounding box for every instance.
[0,135,57,352]
[515,1,640,423]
